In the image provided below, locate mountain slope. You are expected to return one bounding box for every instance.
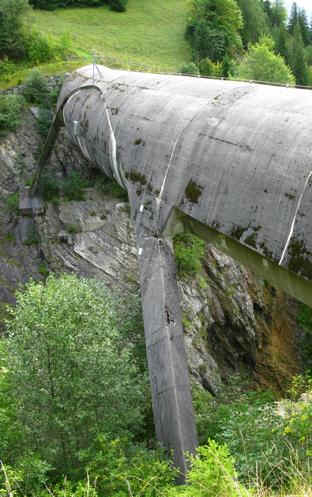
[26,0,192,73]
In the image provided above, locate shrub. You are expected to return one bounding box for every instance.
[38,173,60,202]
[29,0,128,11]
[62,171,90,201]
[84,435,176,496]
[5,192,20,212]
[0,58,19,81]
[22,70,50,105]
[166,440,249,497]
[4,274,147,475]
[109,0,128,12]
[180,62,200,75]
[173,232,205,275]
[95,175,128,201]
[199,57,222,77]
[192,379,312,490]
[0,95,25,136]
[0,0,29,59]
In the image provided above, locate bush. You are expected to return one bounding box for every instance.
[0,94,25,136]
[166,440,249,497]
[198,57,222,77]
[22,70,50,105]
[180,62,200,75]
[38,173,60,202]
[4,274,147,475]
[62,171,90,201]
[234,36,295,85]
[173,232,205,275]
[29,0,128,11]
[0,0,29,59]
[109,0,127,12]
[84,435,176,496]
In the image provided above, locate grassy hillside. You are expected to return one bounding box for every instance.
[26,0,192,73]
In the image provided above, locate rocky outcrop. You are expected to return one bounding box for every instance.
[0,104,301,393]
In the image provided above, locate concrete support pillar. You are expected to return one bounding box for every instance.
[137,234,198,482]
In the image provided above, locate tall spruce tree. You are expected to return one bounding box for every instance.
[288,21,309,85]
[270,0,287,27]
[298,8,311,45]
[288,2,299,34]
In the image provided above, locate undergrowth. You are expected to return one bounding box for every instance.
[173,232,205,276]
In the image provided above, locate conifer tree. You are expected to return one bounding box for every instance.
[235,0,269,47]
[298,8,311,46]
[288,2,299,34]
[288,21,309,85]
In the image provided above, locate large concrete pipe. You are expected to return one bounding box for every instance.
[35,64,312,479]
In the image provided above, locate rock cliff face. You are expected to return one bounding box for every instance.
[0,105,301,393]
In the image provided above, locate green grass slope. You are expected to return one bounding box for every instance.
[27,0,192,74]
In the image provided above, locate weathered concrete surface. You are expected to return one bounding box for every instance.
[52,65,312,477]
[138,233,197,479]
[58,65,312,307]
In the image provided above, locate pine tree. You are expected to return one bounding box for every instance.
[288,2,299,34]
[270,0,287,27]
[288,21,309,85]
[298,8,311,46]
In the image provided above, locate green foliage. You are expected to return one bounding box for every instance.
[185,0,243,62]
[38,171,90,202]
[83,435,176,496]
[0,94,25,136]
[166,440,249,497]
[235,0,269,47]
[287,21,309,85]
[109,0,128,12]
[38,173,60,202]
[234,36,295,84]
[180,62,200,75]
[297,303,312,372]
[28,0,128,12]
[198,57,222,76]
[173,232,205,276]
[4,274,147,475]
[95,175,128,201]
[192,376,312,490]
[22,70,50,105]
[5,192,19,213]
[62,171,90,201]
[0,0,29,59]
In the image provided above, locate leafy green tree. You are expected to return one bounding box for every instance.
[4,274,147,475]
[234,36,295,85]
[185,0,243,63]
[0,0,29,58]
